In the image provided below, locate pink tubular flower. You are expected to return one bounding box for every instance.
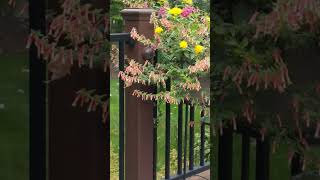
[181,6,195,17]
[188,58,210,73]
[160,18,172,29]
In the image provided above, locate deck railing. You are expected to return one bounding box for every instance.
[110,8,210,180]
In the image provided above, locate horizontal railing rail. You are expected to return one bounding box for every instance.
[110,33,133,44]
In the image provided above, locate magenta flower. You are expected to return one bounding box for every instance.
[181,6,195,17]
[158,7,167,17]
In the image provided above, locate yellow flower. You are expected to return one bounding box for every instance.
[183,0,193,5]
[180,41,188,49]
[155,27,164,34]
[158,0,167,4]
[194,45,204,54]
[168,7,182,16]
[205,16,210,28]
[205,16,210,23]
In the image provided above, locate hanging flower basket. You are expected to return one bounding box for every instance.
[118,0,210,106]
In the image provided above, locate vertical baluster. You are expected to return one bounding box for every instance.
[189,105,195,170]
[256,138,270,180]
[200,109,205,166]
[291,153,303,177]
[218,127,233,180]
[241,132,250,180]
[29,0,46,179]
[184,104,189,176]
[118,41,125,180]
[177,102,183,174]
[165,79,171,179]
[153,99,158,180]
[153,51,158,180]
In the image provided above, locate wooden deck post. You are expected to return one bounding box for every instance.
[48,68,109,180]
[121,8,155,180]
[47,1,109,180]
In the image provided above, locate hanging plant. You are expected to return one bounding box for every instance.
[25,0,110,121]
[117,0,210,107]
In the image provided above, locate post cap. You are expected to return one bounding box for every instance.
[121,8,155,21]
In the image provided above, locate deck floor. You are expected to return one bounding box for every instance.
[187,170,210,180]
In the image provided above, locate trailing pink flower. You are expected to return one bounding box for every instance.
[124,60,144,76]
[160,18,172,30]
[188,57,210,73]
[180,80,201,91]
[130,28,154,46]
[132,90,179,104]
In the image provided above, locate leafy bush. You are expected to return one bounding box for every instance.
[213,0,320,172]
[110,0,124,33]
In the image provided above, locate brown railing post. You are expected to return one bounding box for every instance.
[121,8,155,180]
[47,1,109,180]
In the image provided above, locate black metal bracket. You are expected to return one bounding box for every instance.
[110,33,135,47]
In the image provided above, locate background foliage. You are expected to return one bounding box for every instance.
[212,0,320,175]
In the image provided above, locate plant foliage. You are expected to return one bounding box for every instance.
[213,0,320,172]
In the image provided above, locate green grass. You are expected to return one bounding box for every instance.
[0,54,29,180]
